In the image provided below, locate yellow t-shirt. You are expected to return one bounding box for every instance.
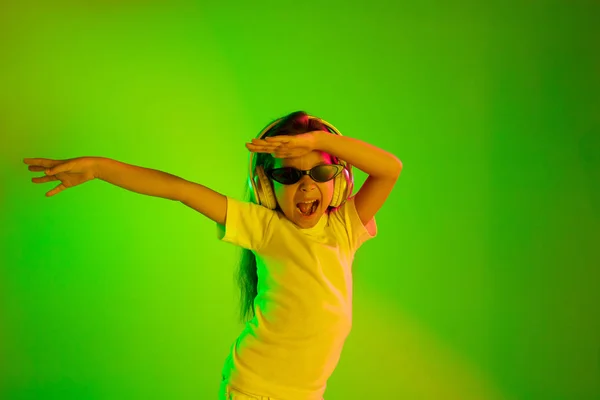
[216,195,377,400]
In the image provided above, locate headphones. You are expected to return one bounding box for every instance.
[247,115,354,210]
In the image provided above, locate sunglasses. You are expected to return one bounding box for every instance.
[266,164,344,185]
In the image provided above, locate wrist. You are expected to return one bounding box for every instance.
[94,157,110,180]
[313,131,332,152]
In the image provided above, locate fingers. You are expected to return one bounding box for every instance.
[24,158,66,174]
[245,142,282,153]
[251,138,271,145]
[252,137,289,144]
[264,136,289,143]
[246,137,288,154]
[31,176,57,184]
[23,158,54,167]
[45,161,71,176]
[46,183,66,197]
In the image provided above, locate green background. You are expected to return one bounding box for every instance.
[2,1,599,399]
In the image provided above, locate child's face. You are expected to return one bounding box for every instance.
[272,150,336,229]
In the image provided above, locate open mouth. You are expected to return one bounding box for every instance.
[296,200,319,217]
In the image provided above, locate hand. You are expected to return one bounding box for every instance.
[245,132,318,159]
[24,156,102,197]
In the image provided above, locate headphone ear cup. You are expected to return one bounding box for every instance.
[329,175,343,208]
[255,166,278,210]
[329,166,352,208]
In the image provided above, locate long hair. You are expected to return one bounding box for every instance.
[236,110,335,324]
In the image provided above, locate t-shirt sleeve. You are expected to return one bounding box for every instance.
[216,196,276,251]
[337,194,378,252]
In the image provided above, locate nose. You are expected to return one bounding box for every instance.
[298,175,317,191]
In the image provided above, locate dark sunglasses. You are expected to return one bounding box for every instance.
[266,164,344,185]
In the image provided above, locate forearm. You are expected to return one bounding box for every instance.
[315,132,402,178]
[96,157,188,201]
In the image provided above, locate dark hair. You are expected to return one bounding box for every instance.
[236,110,336,324]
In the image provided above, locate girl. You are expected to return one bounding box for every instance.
[23,111,402,400]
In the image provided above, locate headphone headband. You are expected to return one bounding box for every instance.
[257,116,343,139]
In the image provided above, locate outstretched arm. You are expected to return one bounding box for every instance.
[24,156,228,225]
[96,158,187,201]
[98,158,228,225]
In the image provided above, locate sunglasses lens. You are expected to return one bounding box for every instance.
[312,165,339,182]
[271,168,299,184]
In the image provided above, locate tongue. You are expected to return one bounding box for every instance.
[298,202,313,213]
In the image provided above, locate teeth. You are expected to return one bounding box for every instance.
[299,200,316,204]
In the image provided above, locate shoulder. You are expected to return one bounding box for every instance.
[329,195,377,249]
